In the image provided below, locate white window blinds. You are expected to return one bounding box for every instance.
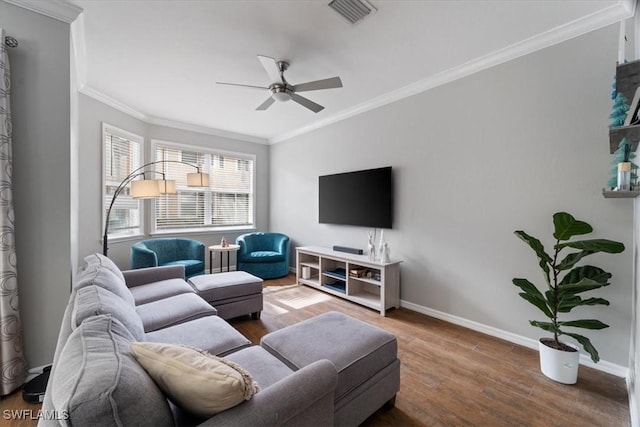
[153,142,254,231]
[103,125,143,237]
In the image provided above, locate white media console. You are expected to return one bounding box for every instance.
[296,246,401,316]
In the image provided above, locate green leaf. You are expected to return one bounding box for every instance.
[557,296,610,313]
[559,265,610,286]
[557,295,582,313]
[530,320,559,334]
[578,297,610,306]
[562,332,600,363]
[553,212,593,241]
[558,277,606,296]
[555,239,625,254]
[514,231,552,281]
[556,250,595,271]
[558,319,609,330]
[513,278,553,318]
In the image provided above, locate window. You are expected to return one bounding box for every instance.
[153,141,255,232]
[103,124,143,238]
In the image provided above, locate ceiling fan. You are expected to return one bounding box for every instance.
[216,55,343,113]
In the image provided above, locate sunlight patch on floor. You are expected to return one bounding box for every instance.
[274,292,332,309]
[264,300,289,315]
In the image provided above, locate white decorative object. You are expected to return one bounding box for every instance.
[221,236,228,247]
[538,339,579,384]
[367,230,376,261]
[302,266,311,279]
[382,243,390,263]
[377,229,385,261]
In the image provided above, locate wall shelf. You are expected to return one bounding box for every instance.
[609,125,640,154]
[602,189,640,198]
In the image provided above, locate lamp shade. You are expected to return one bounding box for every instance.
[131,180,161,199]
[187,172,209,187]
[155,179,177,194]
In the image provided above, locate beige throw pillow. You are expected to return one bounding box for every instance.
[130,342,259,417]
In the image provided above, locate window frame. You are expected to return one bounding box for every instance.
[150,139,257,235]
[102,123,145,243]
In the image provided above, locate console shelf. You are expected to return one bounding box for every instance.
[296,246,401,316]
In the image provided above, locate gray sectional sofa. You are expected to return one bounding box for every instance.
[40,253,399,426]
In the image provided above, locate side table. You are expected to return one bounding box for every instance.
[208,244,241,274]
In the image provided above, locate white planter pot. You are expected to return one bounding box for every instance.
[538,338,579,384]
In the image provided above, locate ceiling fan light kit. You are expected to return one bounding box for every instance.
[217,55,343,113]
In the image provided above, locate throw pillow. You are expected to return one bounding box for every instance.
[130,342,260,417]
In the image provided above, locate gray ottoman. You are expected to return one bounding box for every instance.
[188,271,263,320]
[261,311,400,426]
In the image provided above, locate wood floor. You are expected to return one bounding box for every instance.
[1,273,630,426]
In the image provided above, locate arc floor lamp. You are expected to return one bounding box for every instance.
[102,160,209,256]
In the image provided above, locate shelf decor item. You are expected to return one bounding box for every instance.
[367,230,376,261]
[512,212,624,384]
[608,137,638,190]
[609,77,629,128]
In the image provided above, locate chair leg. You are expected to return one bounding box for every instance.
[251,311,261,320]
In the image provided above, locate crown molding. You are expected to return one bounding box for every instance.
[270,0,634,144]
[3,0,82,23]
[147,116,269,145]
[79,86,268,145]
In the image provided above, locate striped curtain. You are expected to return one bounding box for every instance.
[0,28,26,396]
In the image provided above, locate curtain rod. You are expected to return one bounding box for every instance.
[4,36,18,48]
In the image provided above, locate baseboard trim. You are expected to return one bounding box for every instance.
[400,300,628,378]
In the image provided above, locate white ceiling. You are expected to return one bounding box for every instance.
[61,0,632,143]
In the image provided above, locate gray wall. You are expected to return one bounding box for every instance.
[270,25,634,367]
[77,94,270,270]
[1,3,72,368]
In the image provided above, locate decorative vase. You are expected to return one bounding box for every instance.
[538,338,579,384]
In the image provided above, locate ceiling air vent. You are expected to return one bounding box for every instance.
[328,0,376,24]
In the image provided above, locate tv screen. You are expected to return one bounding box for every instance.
[319,167,392,229]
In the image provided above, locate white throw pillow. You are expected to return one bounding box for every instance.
[130,342,259,417]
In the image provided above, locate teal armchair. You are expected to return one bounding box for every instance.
[130,238,205,278]
[236,232,290,279]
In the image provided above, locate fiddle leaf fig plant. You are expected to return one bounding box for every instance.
[513,212,624,362]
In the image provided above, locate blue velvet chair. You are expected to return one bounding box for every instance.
[236,232,290,279]
[130,238,205,278]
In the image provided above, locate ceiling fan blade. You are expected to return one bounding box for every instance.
[291,93,324,113]
[256,97,275,111]
[216,82,268,90]
[294,77,343,92]
[257,55,283,83]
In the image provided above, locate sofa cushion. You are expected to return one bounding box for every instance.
[224,346,293,389]
[129,278,195,305]
[243,251,284,263]
[74,265,136,307]
[72,285,145,341]
[188,271,263,302]
[136,293,216,333]
[80,253,126,284]
[50,315,172,427]
[130,342,259,417]
[145,316,251,357]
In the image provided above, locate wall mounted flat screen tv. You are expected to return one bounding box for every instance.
[319,166,392,229]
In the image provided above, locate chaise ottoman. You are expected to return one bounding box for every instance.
[260,311,400,426]
[188,271,263,320]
